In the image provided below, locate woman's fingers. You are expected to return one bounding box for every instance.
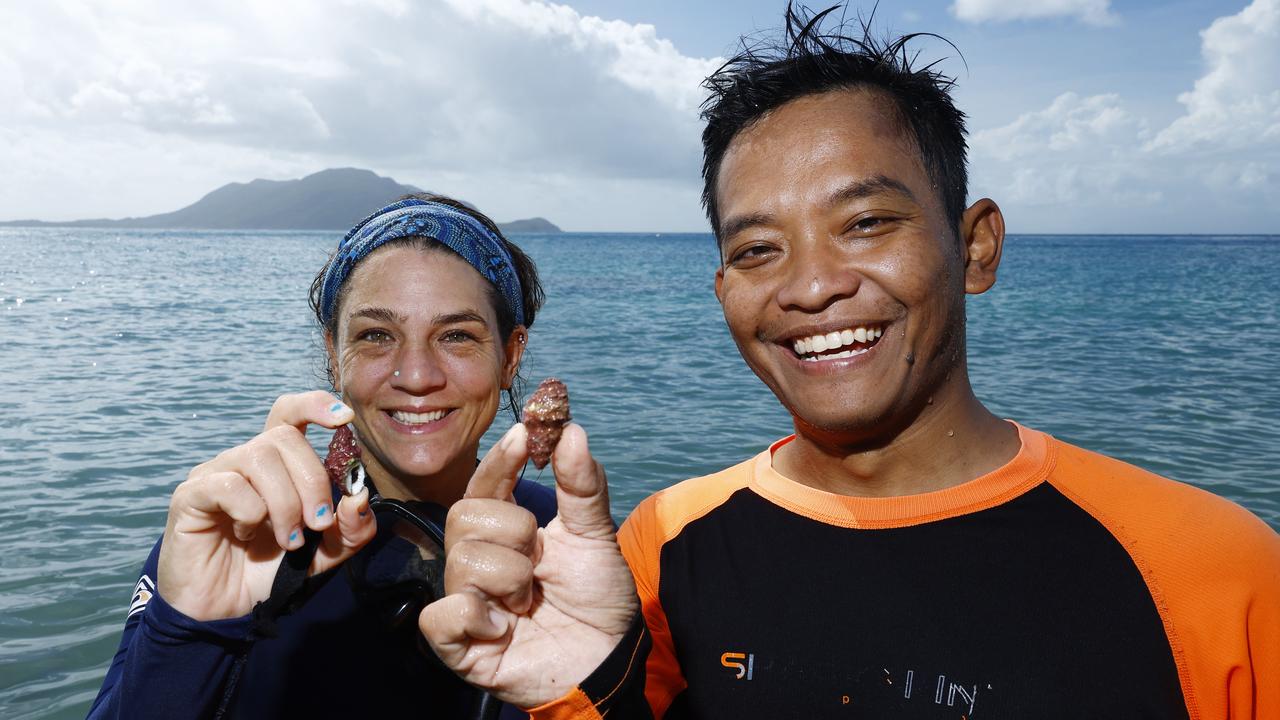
[445,540,536,615]
[313,489,376,574]
[265,424,336,532]
[465,424,529,501]
[263,390,354,432]
[170,470,268,540]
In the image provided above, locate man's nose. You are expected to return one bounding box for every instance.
[775,235,862,312]
[391,341,447,393]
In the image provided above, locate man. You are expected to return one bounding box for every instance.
[421,6,1280,718]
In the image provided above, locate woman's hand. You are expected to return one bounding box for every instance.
[157,391,378,621]
[419,423,639,709]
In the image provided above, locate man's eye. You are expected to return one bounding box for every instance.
[850,216,892,233]
[730,244,775,264]
[357,329,392,343]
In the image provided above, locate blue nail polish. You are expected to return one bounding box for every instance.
[329,402,344,413]
[316,504,329,518]
[289,530,299,543]
[358,509,369,518]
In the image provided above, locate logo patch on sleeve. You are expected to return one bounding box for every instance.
[127,575,155,618]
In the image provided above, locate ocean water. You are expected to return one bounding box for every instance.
[0,228,1277,717]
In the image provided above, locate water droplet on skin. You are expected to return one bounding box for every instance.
[947,430,954,437]
[927,397,934,405]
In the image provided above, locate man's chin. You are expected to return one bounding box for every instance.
[788,403,907,448]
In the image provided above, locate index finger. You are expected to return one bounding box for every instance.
[464,424,529,501]
[263,391,355,433]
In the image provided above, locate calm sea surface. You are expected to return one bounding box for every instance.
[1,228,1277,717]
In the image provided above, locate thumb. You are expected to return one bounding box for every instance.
[313,488,375,573]
[549,424,616,539]
[264,390,355,433]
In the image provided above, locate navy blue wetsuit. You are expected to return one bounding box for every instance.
[88,478,557,720]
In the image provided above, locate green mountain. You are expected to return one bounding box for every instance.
[0,168,561,233]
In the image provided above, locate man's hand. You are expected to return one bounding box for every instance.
[420,423,638,709]
[157,391,378,621]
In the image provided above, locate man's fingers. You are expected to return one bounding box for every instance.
[263,390,354,433]
[420,593,509,666]
[464,424,529,501]
[444,540,535,615]
[313,489,376,574]
[549,423,616,538]
[444,499,538,557]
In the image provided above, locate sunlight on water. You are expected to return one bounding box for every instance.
[0,229,1276,718]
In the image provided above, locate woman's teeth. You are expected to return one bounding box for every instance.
[391,409,448,424]
[791,325,884,361]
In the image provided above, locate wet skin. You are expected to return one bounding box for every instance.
[327,245,525,506]
[713,87,1019,496]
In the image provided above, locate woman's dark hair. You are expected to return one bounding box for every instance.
[701,3,969,238]
[308,192,545,413]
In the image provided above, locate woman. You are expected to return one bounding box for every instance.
[89,195,556,719]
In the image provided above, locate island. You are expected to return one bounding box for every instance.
[0,168,561,234]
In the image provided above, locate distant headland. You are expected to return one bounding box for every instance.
[0,168,561,234]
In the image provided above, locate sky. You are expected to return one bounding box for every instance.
[0,0,1275,233]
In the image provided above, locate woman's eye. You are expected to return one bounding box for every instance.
[357,329,392,343]
[441,329,477,343]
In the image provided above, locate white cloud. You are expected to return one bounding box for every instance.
[952,0,1118,26]
[966,0,1280,232]
[971,92,1159,208]
[1148,0,1280,153]
[0,0,722,229]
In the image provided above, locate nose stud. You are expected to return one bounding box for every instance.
[393,370,401,377]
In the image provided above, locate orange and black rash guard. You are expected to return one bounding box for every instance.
[533,424,1280,719]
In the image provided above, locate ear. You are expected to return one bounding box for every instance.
[500,326,528,390]
[714,266,726,305]
[959,198,1006,295]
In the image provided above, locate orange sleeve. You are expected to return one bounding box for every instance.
[618,493,686,718]
[1048,440,1280,720]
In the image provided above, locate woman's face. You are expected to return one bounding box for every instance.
[327,245,524,491]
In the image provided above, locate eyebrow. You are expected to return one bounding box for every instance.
[718,174,918,243]
[347,307,489,327]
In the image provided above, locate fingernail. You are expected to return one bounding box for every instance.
[288,528,302,548]
[315,503,330,519]
[358,508,369,518]
[488,608,506,632]
[329,402,349,415]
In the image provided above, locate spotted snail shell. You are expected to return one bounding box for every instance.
[522,378,571,470]
[324,423,363,495]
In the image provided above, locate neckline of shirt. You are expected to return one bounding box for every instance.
[750,422,1056,529]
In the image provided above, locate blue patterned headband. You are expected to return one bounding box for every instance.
[319,198,526,328]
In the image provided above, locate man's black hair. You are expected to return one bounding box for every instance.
[701,3,969,238]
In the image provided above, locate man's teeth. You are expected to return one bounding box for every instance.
[791,325,884,358]
[392,409,448,424]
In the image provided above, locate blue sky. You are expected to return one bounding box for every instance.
[1,0,1275,233]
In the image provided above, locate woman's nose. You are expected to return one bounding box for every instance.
[774,236,862,312]
[390,343,447,393]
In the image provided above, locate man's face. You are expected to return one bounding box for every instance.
[713,87,969,441]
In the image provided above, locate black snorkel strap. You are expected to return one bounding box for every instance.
[214,529,324,719]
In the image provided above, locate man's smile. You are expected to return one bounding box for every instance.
[788,323,887,361]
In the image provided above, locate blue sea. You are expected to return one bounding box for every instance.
[1,228,1277,718]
